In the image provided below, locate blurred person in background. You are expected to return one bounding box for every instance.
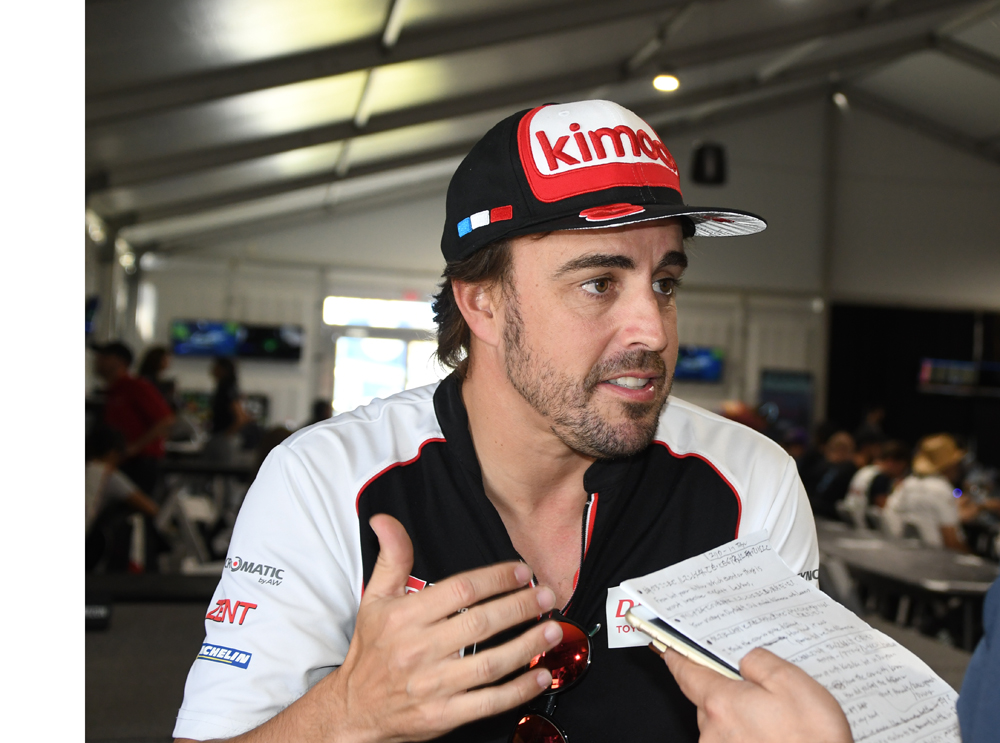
[93,341,175,495]
[807,431,858,520]
[138,345,178,411]
[884,433,967,551]
[86,424,160,572]
[798,420,839,496]
[842,439,910,527]
[866,440,910,509]
[204,356,249,462]
[307,397,333,426]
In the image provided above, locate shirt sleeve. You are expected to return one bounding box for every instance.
[764,454,820,583]
[931,480,960,528]
[173,444,362,741]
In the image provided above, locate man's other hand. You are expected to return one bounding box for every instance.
[323,514,562,743]
[661,646,853,743]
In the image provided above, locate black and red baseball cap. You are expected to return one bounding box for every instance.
[441,99,766,262]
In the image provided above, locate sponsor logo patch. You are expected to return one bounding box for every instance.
[227,556,285,587]
[197,643,252,669]
[206,598,258,625]
[517,102,680,203]
[405,575,430,594]
[606,586,651,649]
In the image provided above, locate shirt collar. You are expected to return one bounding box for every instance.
[433,372,639,497]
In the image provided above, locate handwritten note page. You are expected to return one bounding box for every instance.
[620,531,959,743]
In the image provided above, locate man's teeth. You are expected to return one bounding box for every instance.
[608,377,648,389]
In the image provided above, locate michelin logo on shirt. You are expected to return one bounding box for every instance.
[197,643,252,669]
[227,556,285,586]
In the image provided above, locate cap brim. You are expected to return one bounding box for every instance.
[504,205,766,239]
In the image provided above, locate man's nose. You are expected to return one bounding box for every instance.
[618,287,670,352]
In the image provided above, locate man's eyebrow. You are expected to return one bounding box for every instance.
[553,253,635,277]
[655,250,688,272]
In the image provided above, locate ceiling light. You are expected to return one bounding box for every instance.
[832,91,849,110]
[653,74,680,92]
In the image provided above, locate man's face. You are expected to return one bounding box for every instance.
[499,220,686,458]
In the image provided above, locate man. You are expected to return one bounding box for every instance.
[94,341,175,495]
[174,100,818,743]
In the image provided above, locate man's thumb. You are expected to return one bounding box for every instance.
[364,514,414,600]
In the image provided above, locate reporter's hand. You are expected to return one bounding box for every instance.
[661,646,853,743]
[323,514,563,743]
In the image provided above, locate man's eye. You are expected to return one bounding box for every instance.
[654,278,679,296]
[583,278,611,294]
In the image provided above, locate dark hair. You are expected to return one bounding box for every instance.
[138,346,169,379]
[213,356,237,384]
[431,238,513,376]
[86,424,126,462]
[879,440,910,462]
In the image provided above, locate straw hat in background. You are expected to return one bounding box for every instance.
[911,434,966,477]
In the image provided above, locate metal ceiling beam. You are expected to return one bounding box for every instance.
[90,0,973,190]
[103,39,949,192]
[139,85,830,251]
[85,0,678,126]
[646,0,974,71]
[129,140,478,223]
[844,86,1000,165]
[933,35,1000,81]
[106,31,932,215]
[117,36,923,225]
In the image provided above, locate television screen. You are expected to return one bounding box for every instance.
[759,370,813,429]
[674,346,724,382]
[917,358,977,394]
[171,320,241,357]
[238,324,304,360]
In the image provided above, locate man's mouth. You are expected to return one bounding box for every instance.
[605,376,654,390]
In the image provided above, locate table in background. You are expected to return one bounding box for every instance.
[816,518,998,650]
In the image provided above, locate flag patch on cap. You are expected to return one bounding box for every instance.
[458,205,513,237]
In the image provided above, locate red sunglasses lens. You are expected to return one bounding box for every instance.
[511,713,567,743]
[528,620,590,691]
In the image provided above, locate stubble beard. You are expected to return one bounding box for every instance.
[501,297,672,459]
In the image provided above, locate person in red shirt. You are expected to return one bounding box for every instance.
[94,341,175,495]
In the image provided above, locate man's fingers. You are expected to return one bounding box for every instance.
[416,561,534,620]
[444,620,563,694]
[439,584,555,651]
[364,514,415,601]
[662,647,736,707]
[444,667,553,729]
[739,647,800,690]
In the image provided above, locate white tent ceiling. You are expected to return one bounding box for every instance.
[84,0,1000,253]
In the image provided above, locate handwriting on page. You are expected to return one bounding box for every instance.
[621,531,959,743]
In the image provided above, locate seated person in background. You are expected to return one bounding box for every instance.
[865,439,910,509]
[86,424,160,571]
[95,341,176,494]
[842,439,910,526]
[883,433,967,551]
[808,431,858,520]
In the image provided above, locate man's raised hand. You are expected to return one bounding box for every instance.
[321,514,563,743]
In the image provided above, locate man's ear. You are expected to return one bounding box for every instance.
[452,279,503,349]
